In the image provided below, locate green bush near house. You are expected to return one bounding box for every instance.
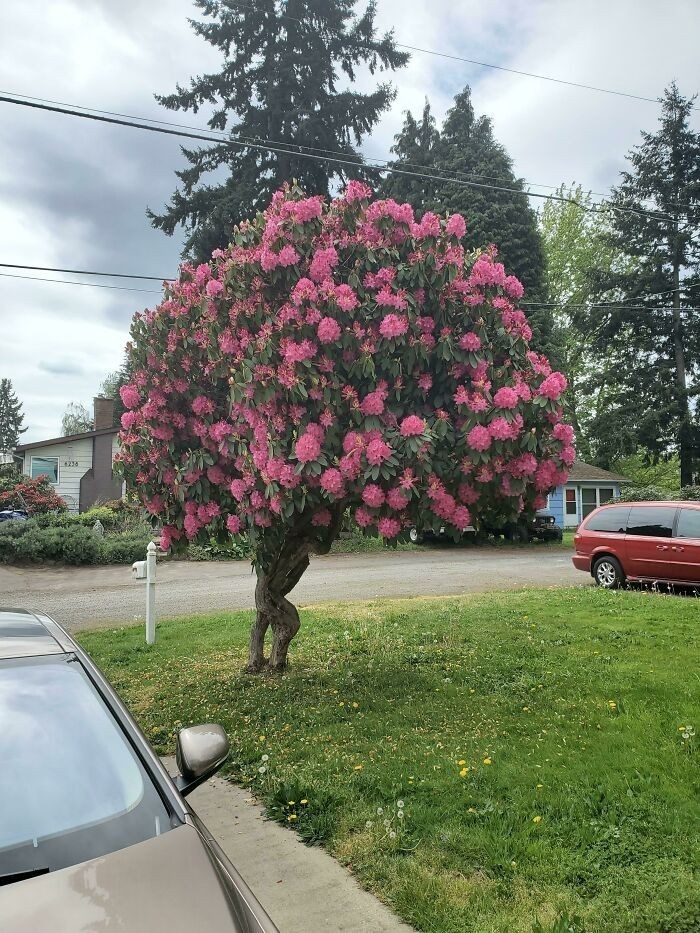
[0,517,154,565]
[617,484,700,502]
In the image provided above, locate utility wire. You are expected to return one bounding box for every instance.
[5,89,694,212]
[0,271,162,293]
[0,94,676,224]
[522,282,700,308]
[0,262,170,281]
[229,0,688,108]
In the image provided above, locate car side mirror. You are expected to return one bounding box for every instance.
[174,723,229,796]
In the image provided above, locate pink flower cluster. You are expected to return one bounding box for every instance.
[118,180,573,555]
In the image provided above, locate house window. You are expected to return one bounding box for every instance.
[599,487,614,505]
[30,456,59,484]
[565,488,577,516]
[581,488,597,519]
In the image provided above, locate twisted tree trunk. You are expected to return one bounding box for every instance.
[245,507,343,673]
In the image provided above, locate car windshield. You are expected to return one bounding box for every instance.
[0,654,175,879]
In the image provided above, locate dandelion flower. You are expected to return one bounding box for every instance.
[532,815,542,823]
[259,735,265,741]
[354,764,363,770]
[288,801,296,806]
[258,766,267,774]
[397,810,404,820]
[397,800,404,808]
[483,758,492,765]
[377,807,384,816]
[300,799,308,805]
[459,768,469,777]
[536,783,543,789]
[458,760,466,766]
[389,831,397,839]
[261,754,269,762]
[352,702,359,708]
[288,814,297,821]
[365,820,373,829]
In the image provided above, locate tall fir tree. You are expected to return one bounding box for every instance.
[589,84,700,486]
[149,0,408,260]
[380,88,553,355]
[0,378,27,452]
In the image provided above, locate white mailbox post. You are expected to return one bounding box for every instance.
[145,541,157,645]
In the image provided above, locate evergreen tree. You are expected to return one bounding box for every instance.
[380,88,552,354]
[590,84,700,486]
[0,378,26,452]
[149,0,408,260]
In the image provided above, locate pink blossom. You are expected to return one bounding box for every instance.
[489,417,512,441]
[504,275,524,299]
[121,411,138,430]
[446,213,467,239]
[230,479,247,501]
[452,506,471,530]
[312,508,332,527]
[344,180,372,203]
[362,484,385,508]
[355,506,373,527]
[317,317,342,344]
[493,386,519,409]
[400,415,425,437]
[379,313,409,338]
[552,422,575,445]
[386,487,409,510]
[207,465,226,485]
[226,514,242,534]
[320,468,345,496]
[205,279,224,297]
[309,246,339,282]
[377,517,401,538]
[333,284,358,311]
[295,432,322,463]
[366,437,392,465]
[467,424,492,451]
[360,391,385,416]
[459,332,481,352]
[192,395,215,416]
[119,384,141,410]
[538,372,568,401]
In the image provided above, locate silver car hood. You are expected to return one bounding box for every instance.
[0,823,254,932]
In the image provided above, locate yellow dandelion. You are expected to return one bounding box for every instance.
[352,702,359,708]
[536,783,543,789]
[468,807,476,813]
[458,759,466,765]
[259,735,265,741]
[459,768,469,777]
[483,757,492,765]
[287,814,297,821]
[300,799,308,805]
[354,764,363,770]
[532,815,542,823]
[339,701,345,707]
[288,801,296,805]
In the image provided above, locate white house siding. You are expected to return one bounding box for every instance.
[22,438,93,513]
[111,433,126,499]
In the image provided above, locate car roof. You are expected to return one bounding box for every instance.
[0,608,74,660]
[599,500,700,508]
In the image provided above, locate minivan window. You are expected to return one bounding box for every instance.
[625,506,676,538]
[584,505,630,533]
[676,508,700,539]
[0,655,175,879]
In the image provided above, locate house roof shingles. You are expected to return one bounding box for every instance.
[567,459,629,484]
[16,426,118,453]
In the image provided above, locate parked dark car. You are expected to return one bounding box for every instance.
[0,509,28,522]
[0,608,277,933]
[572,500,700,587]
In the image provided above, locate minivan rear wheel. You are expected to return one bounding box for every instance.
[593,555,624,589]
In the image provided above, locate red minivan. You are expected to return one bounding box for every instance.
[573,500,700,588]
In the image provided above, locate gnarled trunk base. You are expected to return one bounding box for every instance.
[245,541,309,673]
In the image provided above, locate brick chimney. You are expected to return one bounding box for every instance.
[93,396,114,431]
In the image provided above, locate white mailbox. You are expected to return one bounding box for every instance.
[132,560,147,580]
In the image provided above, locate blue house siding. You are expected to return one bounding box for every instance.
[547,486,565,527]
[548,481,622,528]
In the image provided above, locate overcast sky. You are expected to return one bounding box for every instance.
[2,0,699,441]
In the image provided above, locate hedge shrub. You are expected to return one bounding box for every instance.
[617,484,700,502]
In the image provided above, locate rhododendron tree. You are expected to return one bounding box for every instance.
[118,182,573,672]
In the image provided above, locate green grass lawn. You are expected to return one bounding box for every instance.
[79,588,699,933]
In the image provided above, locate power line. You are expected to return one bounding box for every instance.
[523,282,700,309]
[0,94,676,224]
[228,0,686,108]
[0,271,161,293]
[0,262,170,281]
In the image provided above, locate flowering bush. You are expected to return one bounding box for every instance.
[118,182,572,671]
[0,475,67,514]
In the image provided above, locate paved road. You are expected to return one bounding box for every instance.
[1,546,581,631]
[161,757,413,933]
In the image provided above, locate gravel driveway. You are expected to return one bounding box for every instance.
[0,546,582,631]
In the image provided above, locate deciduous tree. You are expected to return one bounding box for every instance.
[119,183,572,672]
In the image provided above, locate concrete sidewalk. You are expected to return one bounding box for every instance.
[163,758,413,933]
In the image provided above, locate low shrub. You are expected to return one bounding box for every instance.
[76,507,119,528]
[100,533,154,565]
[187,539,251,561]
[617,484,700,502]
[0,520,100,564]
